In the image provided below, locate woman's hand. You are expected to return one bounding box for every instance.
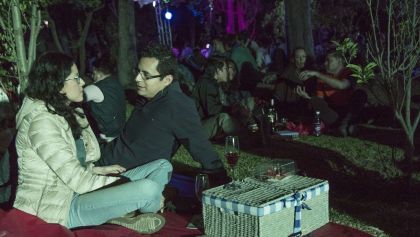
[295,86,311,99]
[93,165,126,175]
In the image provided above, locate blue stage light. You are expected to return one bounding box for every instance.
[165,10,172,20]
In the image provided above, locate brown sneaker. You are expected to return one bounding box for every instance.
[108,213,165,234]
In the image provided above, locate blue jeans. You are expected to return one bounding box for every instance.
[66,159,172,228]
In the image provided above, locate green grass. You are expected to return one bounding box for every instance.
[171,133,419,237]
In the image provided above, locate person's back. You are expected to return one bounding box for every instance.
[84,56,126,141]
[231,44,257,73]
[88,76,126,138]
[193,75,222,119]
[177,63,196,96]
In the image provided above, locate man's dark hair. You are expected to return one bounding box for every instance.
[93,54,115,75]
[203,58,225,79]
[293,47,306,57]
[236,31,248,43]
[327,50,345,64]
[141,44,178,81]
[25,52,85,138]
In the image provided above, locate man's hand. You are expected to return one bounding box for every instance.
[93,165,126,175]
[295,86,311,99]
[299,70,319,81]
[262,73,277,84]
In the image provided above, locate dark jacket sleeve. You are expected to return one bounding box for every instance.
[170,95,223,170]
[194,79,224,119]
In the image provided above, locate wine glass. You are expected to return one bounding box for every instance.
[225,136,240,182]
[195,173,209,203]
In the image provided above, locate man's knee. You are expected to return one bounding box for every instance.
[155,159,173,181]
[154,159,173,172]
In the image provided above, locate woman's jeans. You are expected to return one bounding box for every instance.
[66,159,172,228]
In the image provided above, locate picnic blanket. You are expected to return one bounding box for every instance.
[0,208,202,237]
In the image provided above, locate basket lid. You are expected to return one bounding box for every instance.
[203,175,328,217]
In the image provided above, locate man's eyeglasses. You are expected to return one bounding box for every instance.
[65,75,82,84]
[134,68,161,80]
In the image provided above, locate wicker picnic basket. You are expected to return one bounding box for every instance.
[202,175,329,237]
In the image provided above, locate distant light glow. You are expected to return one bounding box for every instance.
[201,48,211,58]
[43,20,49,26]
[206,43,210,49]
[152,1,156,7]
[165,10,172,20]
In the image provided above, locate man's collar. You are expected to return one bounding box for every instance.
[145,81,181,103]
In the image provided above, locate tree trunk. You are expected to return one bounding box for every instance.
[46,11,64,53]
[11,2,41,92]
[11,3,28,89]
[284,0,314,57]
[78,16,89,76]
[27,5,41,72]
[77,5,102,76]
[118,0,137,88]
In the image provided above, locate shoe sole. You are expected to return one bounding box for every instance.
[108,213,165,234]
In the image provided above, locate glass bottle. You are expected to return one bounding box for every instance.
[266,98,277,133]
[313,110,321,136]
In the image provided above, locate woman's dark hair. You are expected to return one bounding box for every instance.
[25,52,85,139]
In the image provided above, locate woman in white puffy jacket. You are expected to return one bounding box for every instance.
[13,52,171,234]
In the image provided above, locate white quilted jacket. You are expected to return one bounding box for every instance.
[13,97,119,225]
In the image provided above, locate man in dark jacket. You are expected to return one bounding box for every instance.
[98,44,227,180]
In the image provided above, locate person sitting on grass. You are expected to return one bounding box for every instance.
[274,47,317,104]
[296,50,367,136]
[83,55,126,143]
[194,58,240,139]
[193,58,258,139]
[97,44,229,185]
[13,52,172,234]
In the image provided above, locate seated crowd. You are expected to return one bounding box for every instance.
[0,32,369,234]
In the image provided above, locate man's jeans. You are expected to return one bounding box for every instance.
[66,159,172,228]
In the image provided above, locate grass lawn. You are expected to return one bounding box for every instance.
[171,128,420,237]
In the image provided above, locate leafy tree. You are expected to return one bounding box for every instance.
[0,0,43,92]
[311,0,367,41]
[364,0,420,192]
[260,0,285,40]
[45,0,104,76]
[332,38,377,84]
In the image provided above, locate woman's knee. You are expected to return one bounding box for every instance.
[133,179,163,197]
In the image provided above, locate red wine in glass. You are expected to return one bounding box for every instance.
[225,152,239,168]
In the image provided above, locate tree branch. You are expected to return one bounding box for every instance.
[11,1,27,81]
[45,10,64,52]
[27,4,41,72]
